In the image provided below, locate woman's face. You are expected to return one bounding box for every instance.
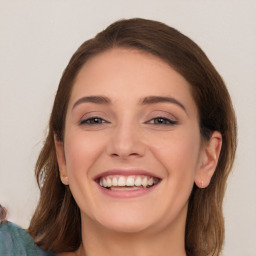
[56,48,207,234]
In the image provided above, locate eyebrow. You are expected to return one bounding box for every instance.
[72,95,187,114]
[72,96,111,110]
[141,96,186,112]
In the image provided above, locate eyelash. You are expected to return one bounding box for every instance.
[80,117,109,125]
[80,116,177,126]
[146,117,177,125]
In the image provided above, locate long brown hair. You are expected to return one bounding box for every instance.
[28,18,237,256]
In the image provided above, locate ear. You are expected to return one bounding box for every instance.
[195,131,222,188]
[54,135,69,185]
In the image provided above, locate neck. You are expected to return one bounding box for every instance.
[78,212,187,256]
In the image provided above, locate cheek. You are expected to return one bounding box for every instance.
[64,130,106,178]
[144,127,201,225]
[150,128,201,182]
[63,131,108,216]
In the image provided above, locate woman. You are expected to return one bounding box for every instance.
[2,18,237,256]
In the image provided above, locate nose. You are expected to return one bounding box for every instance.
[106,122,146,159]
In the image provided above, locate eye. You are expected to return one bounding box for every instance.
[80,117,109,125]
[147,117,177,125]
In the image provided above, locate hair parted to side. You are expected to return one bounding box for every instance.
[28,18,237,256]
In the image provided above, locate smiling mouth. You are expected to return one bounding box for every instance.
[96,175,161,190]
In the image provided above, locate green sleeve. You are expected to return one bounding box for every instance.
[0,221,54,256]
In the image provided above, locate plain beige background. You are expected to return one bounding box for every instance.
[0,1,255,255]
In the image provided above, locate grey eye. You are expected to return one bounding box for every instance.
[149,117,177,125]
[80,117,107,125]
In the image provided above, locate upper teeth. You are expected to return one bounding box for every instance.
[99,175,158,188]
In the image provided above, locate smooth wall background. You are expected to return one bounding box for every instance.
[0,1,255,255]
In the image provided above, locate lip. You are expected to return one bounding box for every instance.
[93,168,162,199]
[93,169,161,180]
[96,180,160,198]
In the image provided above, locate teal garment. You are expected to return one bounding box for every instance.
[0,221,54,256]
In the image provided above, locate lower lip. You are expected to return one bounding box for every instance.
[96,183,160,199]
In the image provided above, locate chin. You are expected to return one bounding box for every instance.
[99,219,151,234]
[94,207,155,234]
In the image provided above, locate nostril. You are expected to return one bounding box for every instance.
[111,152,141,158]
[130,152,140,156]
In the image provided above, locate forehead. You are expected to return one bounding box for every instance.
[69,48,197,114]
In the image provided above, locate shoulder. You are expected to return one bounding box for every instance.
[0,221,53,256]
